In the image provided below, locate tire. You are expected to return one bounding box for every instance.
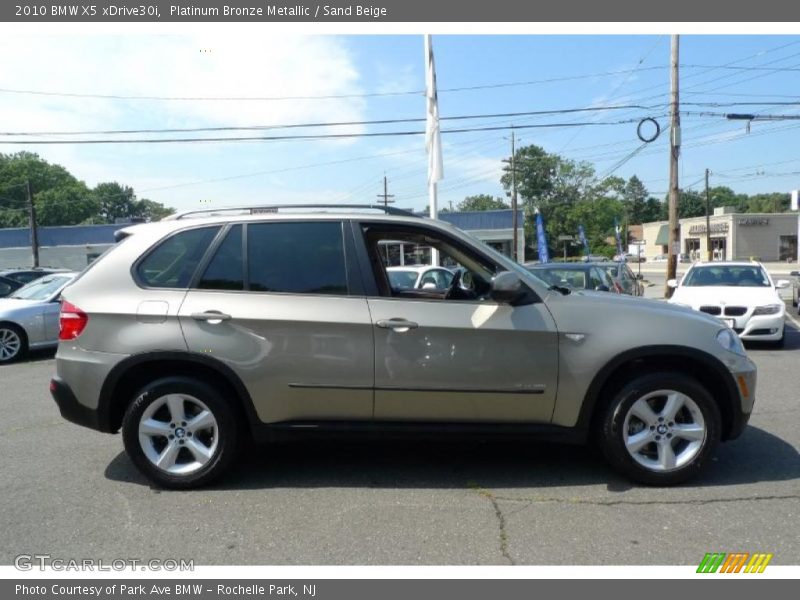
[122,376,242,489]
[0,323,27,364]
[597,372,721,486]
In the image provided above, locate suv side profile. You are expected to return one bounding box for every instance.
[51,205,757,489]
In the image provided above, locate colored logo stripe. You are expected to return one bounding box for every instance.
[745,553,773,573]
[697,553,773,573]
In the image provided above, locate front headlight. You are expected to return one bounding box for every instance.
[716,328,746,356]
[752,304,782,316]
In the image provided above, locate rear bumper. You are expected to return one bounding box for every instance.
[50,377,105,432]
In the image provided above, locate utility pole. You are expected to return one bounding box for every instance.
[377,175,394,207]
[501,131,520,262]
[705,168,712,262]
[26,179,40,268]
[666,34,681,298]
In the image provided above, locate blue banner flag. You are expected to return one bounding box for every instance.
[536,211,550,263]
[578,224,590,256]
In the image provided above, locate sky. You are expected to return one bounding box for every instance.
[1,33,800,214]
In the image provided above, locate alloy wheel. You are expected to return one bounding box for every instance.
[138,393,219,475]
[0,328,22,362]
[622,389,707,472]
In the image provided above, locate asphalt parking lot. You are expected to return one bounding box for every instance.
[1,309,798,566]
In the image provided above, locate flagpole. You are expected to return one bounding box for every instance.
[425,34,443,266]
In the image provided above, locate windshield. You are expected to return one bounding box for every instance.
[387,270,419,289]
[682,265,770,287]
[9,275,72,300]
[530,268,588,289]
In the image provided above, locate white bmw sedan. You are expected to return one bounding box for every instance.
[668,261,790,347]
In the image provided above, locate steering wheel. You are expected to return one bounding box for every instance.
[443,269,464,300]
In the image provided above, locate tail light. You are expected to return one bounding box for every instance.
[59,301,88,341]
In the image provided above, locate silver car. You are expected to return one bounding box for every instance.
[0,272,77,363]
[50,205,757,489]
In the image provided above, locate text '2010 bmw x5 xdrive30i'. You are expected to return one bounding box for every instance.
[51,205,756,489]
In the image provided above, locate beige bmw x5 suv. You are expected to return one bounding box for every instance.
[51,205,756,488]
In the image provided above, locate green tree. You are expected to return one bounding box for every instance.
[457,194,509,211]
[0,152,82,227]
[136,198,175,221]
[92,182,138,223]
[35,183,99,226]
[622,175,649,224]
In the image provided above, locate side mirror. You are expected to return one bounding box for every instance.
[635,274,644,280]
[490,271,536,306]
[775,279,790,289]
[667,279,678,288]
[594,284,610,292]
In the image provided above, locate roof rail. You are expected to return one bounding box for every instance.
[167,204,419,220]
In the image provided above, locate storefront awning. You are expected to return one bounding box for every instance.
[654,224,669,246]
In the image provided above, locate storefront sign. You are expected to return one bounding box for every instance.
[738,218,770,226]
[688,223,729,235]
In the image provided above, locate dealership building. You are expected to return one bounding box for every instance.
[642,207,799,262]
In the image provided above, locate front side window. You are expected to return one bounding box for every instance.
[248,222,348,295]
[364,225,497,301]
[137,227,220,289]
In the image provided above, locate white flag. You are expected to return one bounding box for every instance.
[425,34,443,185]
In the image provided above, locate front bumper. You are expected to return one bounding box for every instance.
[50,377,104,432]
[737,313,785,341]
[724,355,757,440]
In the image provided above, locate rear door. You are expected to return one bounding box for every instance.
[178,220,374,424]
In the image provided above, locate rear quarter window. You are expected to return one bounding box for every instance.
[137,227,220,289]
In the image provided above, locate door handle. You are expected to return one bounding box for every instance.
[190,311,232,323]
[376,318,419,332]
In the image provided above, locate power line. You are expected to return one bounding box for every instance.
[0,117,663,146]
[0,105,657,137]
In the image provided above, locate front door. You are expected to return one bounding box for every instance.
[359,222,559,423]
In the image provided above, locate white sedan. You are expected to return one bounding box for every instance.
[668,261,790,347]
[386,265,454,291]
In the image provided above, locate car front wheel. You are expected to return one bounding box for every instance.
[598,372,721,486]
[122,377,241,489]
[0,324,26,363]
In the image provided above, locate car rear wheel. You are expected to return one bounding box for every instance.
[597,372,721,486]
[0,324,26,363]
[122,377,241,489]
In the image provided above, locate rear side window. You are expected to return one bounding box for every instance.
[138,227,220,289]
[198,225,244,291]
[248,222,348,295]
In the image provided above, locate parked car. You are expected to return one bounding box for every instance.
[582,254,609,263]
[386,265,454,291]
[525,262,618,293]
[51,205,756,489]
[598,262,644,296]
[668,261,790,347]
[614,253,645,263]
[0,267,69,286]
[0,275,24,299]
[0,272,77,363]
[651,254,690,263]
